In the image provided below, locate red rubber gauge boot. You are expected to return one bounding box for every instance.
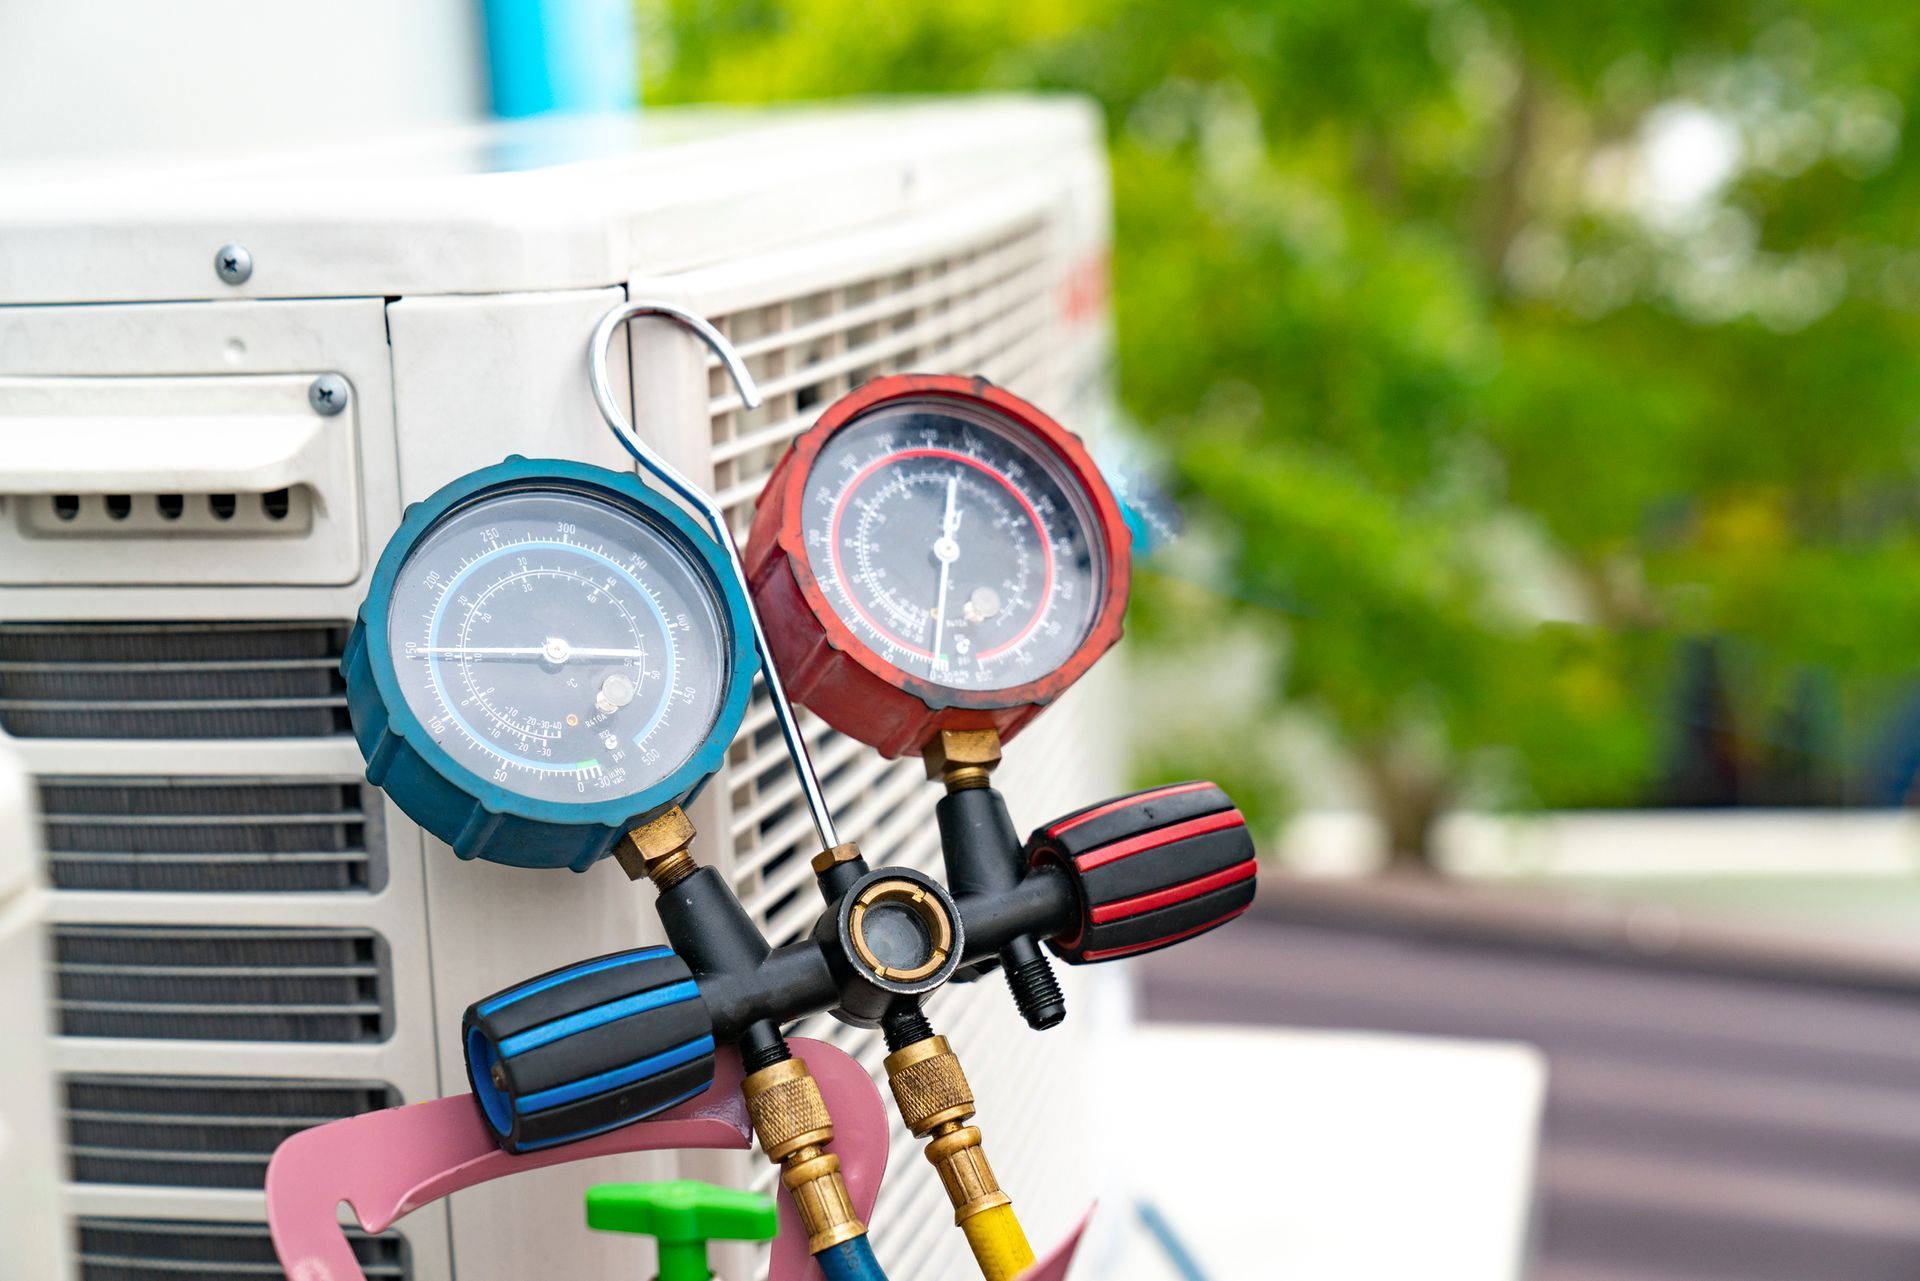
[744,374,1132,758]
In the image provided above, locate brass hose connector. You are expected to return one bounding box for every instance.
[882,1036,1011,1224]
[615,806,698,888]
[741,1058,866,1253]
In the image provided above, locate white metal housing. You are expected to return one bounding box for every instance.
[0,99,1118,1281]
[0,731,71,1281]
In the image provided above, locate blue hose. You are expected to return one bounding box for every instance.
[815,1234,890,1281]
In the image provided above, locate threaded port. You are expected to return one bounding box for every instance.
[739,1021,794,1074]
[882,1007,935,1053]
[647,849,698,890]
[943,766,993,791]
[1005,955,1066,1030]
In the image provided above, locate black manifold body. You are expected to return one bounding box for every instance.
[463,780,1255,1153]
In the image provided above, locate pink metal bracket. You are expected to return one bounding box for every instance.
[266,1033,1091,1281]
[266,1039,885,1281]
[1015,1207,1093,1281]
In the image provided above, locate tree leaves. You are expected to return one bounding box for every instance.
[649,0,1920,836]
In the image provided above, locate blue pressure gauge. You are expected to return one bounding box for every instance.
[343,458,755,871]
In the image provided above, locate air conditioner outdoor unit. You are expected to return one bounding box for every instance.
[0,98,1123,1281]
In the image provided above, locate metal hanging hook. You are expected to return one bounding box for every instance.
[589,299,841,852]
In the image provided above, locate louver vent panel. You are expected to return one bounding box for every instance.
[53,926,391,1043]
[0,621,352,738]
[65,1075,400,1190]
[38,777,385,894]
[76,1218,408,1281]
[707,222,1054,539]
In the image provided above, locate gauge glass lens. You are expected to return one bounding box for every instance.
[387,487,728,804]
[801,399,1105,692]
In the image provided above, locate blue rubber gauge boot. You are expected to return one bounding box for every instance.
[341,457,756,870]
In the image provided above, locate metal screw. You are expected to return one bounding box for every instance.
[214,243,253,285]
[308,374,349,416]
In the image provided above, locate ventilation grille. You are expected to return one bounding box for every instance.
[726,698,935,947]
[64,1074,399,1190]
[0,621,352,739]
[38,777,385,894]
[708,222,1054,537]
[76,1218,407,1281]
[53,926,391,1043]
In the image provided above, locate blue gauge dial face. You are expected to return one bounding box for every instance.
[386,486,730,805]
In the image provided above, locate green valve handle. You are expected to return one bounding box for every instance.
[586,1180,780,1281]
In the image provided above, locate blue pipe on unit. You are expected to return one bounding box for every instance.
[815,1235,891,1281]
[1136,1200,1213,1281]
[481,0,637,118]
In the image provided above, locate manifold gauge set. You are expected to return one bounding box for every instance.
[303,303,1258,1281]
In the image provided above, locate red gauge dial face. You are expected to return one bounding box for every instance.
[800,398,1107,693]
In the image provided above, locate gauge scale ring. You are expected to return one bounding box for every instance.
[343,456,756,871]
[746,374,1132,757]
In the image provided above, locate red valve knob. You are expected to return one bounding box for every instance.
[1025,781,1256,964]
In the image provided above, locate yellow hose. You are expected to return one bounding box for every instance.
[960,1203,1036,1281]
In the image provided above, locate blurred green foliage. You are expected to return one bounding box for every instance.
[645,0,1920,857]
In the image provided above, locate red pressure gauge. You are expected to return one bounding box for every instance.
[745,375,1132,757]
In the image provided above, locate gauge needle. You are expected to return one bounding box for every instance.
[930,475,962,668]
[413,641,648,662]
[413,646,549,657]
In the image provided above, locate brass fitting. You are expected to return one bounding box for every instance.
[741,1058,866,1253]
[848,878,954,983]
[923,728,1002,792]
[883,1036,1011,1224]
[614,806,697,888]
[809,841,865,875]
